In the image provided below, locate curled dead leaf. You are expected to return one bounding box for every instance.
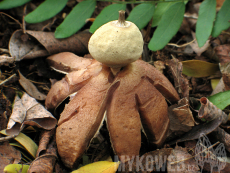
[6,93,57,136]
[28,154,57,173]
[28,129,57,173]
[36,129,55,157]
[199,97,228,124]
[9,30,92,60]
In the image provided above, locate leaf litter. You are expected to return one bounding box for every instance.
[1,1,230,172]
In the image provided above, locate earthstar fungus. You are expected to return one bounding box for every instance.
[45,11,180,168]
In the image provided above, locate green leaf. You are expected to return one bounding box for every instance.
[55,0,96,38]
[151,1,175,28]
[182,60,219,78]
[89,4,126,33]
[0,130,38,158]
[208,90,230,110]
[0,0,31,10]
[196,0,216,47]
[126,3,155,30]
[24,0,68,23]
[148,2,185,51]
[212,0,230,37]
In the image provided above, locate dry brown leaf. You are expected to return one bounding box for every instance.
[167,146,200,173]
[0,142,21,172]
[6,93,57,136]
[153,61,165,73]
[136,148,173,172]
[190,31,210,56]
[0,93,11,130]
[216,44,230,64]
[167,57,189,99]
[26,30,91,55]
[169,117,222,145]
[9,30,92,60]
[18,71,47,101]
[215,45,230,90]
[216,0,225,10]
[167,98,195,139]
[212,127,230,153]
[221,63,230,91]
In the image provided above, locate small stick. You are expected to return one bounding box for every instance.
[167,38,196,48]
[0,73,16,86]
[0,135,17,142]
[0,12,22,28]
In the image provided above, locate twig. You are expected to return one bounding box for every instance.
[22,4,27,33]
[0,48,9,54]
[167,38,197,48]
[0,74,17,86]
[184,14,198,20]
[0,12,22,28]
[0,135,17,142]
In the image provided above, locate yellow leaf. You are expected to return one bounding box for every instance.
[211,78,220,90]
[0,130,38,158]
[4,164,29,173]
[72,161,120,173]
[182,60,219,78]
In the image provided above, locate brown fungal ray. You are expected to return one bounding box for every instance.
[135,77,169,147]
[107,63,143,163]
[136,60,180,103]
[56,65,114,168]
[46,52,93,73]
[45,60,102,110]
